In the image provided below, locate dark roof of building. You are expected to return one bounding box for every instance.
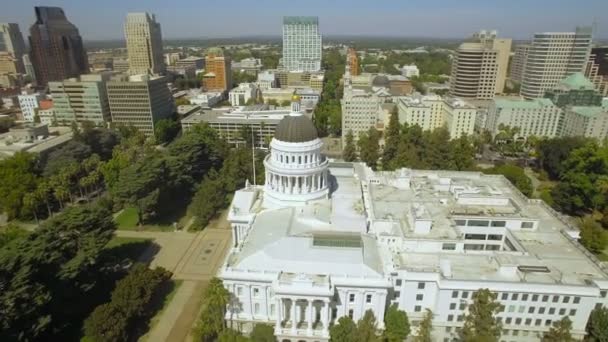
[372,75,389,87]
[274,114,318,143]
[283,16,319,25]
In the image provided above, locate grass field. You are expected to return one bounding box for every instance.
[103,236,155,263]
[114,207,175,232]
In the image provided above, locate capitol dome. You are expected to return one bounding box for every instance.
[263,105,329,207]
[274,114,319,143]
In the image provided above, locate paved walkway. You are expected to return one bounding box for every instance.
[132,214,232,341]
[145,280,201,342]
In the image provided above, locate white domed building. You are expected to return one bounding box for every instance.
[263,97,330,207]
[218,98,608,342]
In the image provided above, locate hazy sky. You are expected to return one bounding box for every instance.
[2,0,607,40]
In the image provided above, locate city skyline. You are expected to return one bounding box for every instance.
[1,0,608,41]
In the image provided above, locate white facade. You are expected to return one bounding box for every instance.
[443,98,477,138]
[220,155,608,341]
[229,83,258,106]
[282,17,322,72]
[37,107,55,126]
[257,71,277,90]
[18,93,42,122]
[487,98,563,139]
[520,27,593,99]
[188,92,223,108]
[397,94,445,132]
[397,95,477,139]
[400,64,420,78]
[562,106,608,140]
[341,88,382,144]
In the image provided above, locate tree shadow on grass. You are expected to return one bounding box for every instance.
[100,240,161,269]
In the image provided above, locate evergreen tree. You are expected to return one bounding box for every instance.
[357,310,380,342]
[384,303,410,342]
[458,289,502,342]
[414,309,433,342]
[193,277,230,341]
[358,127,381,170]
[343,130,357,162]
[579,216,608,254]
[329,316,357,342]
[542,317,574,342]
[382,108,400,169]
[451,135,475,171]
[587,307,608,342]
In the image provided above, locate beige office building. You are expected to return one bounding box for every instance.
[520,27,592,99]
[48,73,112,125]
[397,94,444,132]
[106,74,174,137]
[125,12,165,75]
[450,30,512,99]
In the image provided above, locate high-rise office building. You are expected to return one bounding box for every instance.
[282,16,322,72]
[0,23,26,74]
[106,74,174,137]
[48,73,112,126]
[520,27,592,99]
[203,48,231,92]
[125,12,165,75]
[450,30,511,99]
[22,54,36,82]
[585,47,608,96]
[347,48,359,76]
[510,44,529,83]
[28,7,88,86]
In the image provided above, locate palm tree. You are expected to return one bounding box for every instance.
[36,181,53,217]
[54,185,70,209]
[23,192,41,224]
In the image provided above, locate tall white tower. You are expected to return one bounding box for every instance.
[282,16,322,72]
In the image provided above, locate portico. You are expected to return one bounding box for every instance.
[274,297,331,338]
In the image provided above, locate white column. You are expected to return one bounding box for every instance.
[249,286,255,317]
[264,287,269,318]
[291,298,297,334]
[304,175,308,193]
[307,299,313,334]
[275,297,282,334]
[322,300,330,336]
[339,290,347,317]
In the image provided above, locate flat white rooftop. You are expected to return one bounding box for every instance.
[225,163,608,288]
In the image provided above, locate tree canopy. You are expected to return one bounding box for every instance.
[542,317,574,342]
[193,277,230,341]
[84,264,172,342]
[587,306,608,342]
[414,309,433,342]
[458,289,502,342]
[0,203,116,340]
[484,164,533,197]
[329,316,358,342]
[384,304,410,342]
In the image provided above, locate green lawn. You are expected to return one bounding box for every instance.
[103,236,155,263]
[114,207,175,232]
